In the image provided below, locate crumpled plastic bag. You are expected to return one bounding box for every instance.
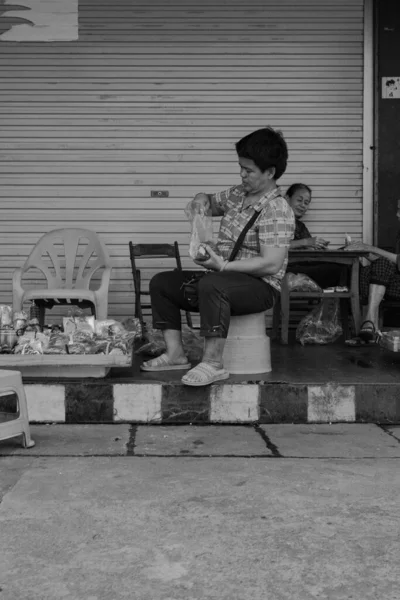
[184,200,215,260]
[286,272,322,293]
[135,325,203,362]
[296,298,342,345]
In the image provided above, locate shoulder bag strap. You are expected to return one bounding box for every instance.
[228,209,261,262]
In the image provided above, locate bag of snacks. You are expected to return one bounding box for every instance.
[0,305,13,328]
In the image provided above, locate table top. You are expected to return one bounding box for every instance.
[289,249,369,260]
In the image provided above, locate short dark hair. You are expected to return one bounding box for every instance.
[235,126,288,180]
[286,183,312,198]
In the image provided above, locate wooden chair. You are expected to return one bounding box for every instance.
[129,242,193,336]
[13,228,112,327]
[272,269,351,344]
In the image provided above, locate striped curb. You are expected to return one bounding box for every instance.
[1,381,399,424]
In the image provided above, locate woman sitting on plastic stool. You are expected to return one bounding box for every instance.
[141,126,295,386]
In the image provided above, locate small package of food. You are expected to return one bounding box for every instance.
[63,315,95,337]
[95,319,125,338]
[43,332,69,355]
[380,330,400,352]
[0,305,13,328]
[14,332,49,355]
[13,310,28,333]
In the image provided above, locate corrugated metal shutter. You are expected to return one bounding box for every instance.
[0,0,365,322]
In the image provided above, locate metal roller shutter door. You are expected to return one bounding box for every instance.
[0,0,365,321]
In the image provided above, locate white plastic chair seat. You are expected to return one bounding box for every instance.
[0,370,35,448]
[22,289,96,303]
[222,312,271,374]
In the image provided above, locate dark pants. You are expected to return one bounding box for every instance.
[149,270,278,338]
[359,257,400,304]
[287,262,345,290]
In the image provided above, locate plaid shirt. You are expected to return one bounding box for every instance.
[210,185,295,291]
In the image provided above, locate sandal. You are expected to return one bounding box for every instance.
[181,362,230,387]
[345,336,367,347]
[359,320,380,343]
[140,353,191,372]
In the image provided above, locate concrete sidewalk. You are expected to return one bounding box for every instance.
[2,425,400,600]
[1,423,400,458]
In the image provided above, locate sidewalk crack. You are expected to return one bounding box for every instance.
[253,424,282,457]
[126,425,137,456]
[378,423,400,444]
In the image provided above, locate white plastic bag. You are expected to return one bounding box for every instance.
[296,298,342,345]
[184,200,214,260]
[286,273,322,293]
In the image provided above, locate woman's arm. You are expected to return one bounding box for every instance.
[290,238,310,249]
[223,246,287,277]
[345,241,398,264]
[193,244,287,276]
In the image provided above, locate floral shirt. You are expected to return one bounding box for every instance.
[294,218,312,240]
[210,185,295,291]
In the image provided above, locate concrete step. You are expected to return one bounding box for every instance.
[0,343,399,424]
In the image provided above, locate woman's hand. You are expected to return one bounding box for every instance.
[344,241,372,253]
[191,193,211,215]
[307,237,330,250]
[193,244,226,271]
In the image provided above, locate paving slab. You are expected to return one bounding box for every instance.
[134,425,271,456]
[260,423,400,458]
[385,425,400,442]
[0,425,131,456]
[1,457,400,600]
[0,457,34,503]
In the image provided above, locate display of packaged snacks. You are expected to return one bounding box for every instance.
[0,301,142,356]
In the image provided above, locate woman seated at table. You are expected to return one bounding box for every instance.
[285,183,344,289]
[345,209,400,342]
[140,126,295,386]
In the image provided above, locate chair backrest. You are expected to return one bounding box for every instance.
[129,241,193,330]
[129,242,182,283]
[22,228,110,291]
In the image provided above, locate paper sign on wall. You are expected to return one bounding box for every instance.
[0,0,78,42]
[382,77,400,99]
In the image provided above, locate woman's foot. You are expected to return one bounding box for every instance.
[140,353,191,372]
[181,361,229,387]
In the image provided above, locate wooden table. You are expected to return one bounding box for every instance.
[280,249,370,343]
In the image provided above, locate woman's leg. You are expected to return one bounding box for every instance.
[141,270,199,369]
[183,272,277,384]
[360,258,397,336]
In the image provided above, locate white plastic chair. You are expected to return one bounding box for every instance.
[13,228,112,326]
[0,370,34,448]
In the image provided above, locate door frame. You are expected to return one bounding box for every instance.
[363,0,374,244]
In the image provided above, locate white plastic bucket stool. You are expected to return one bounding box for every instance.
[222,312,271,374]
[0,370,35,448]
